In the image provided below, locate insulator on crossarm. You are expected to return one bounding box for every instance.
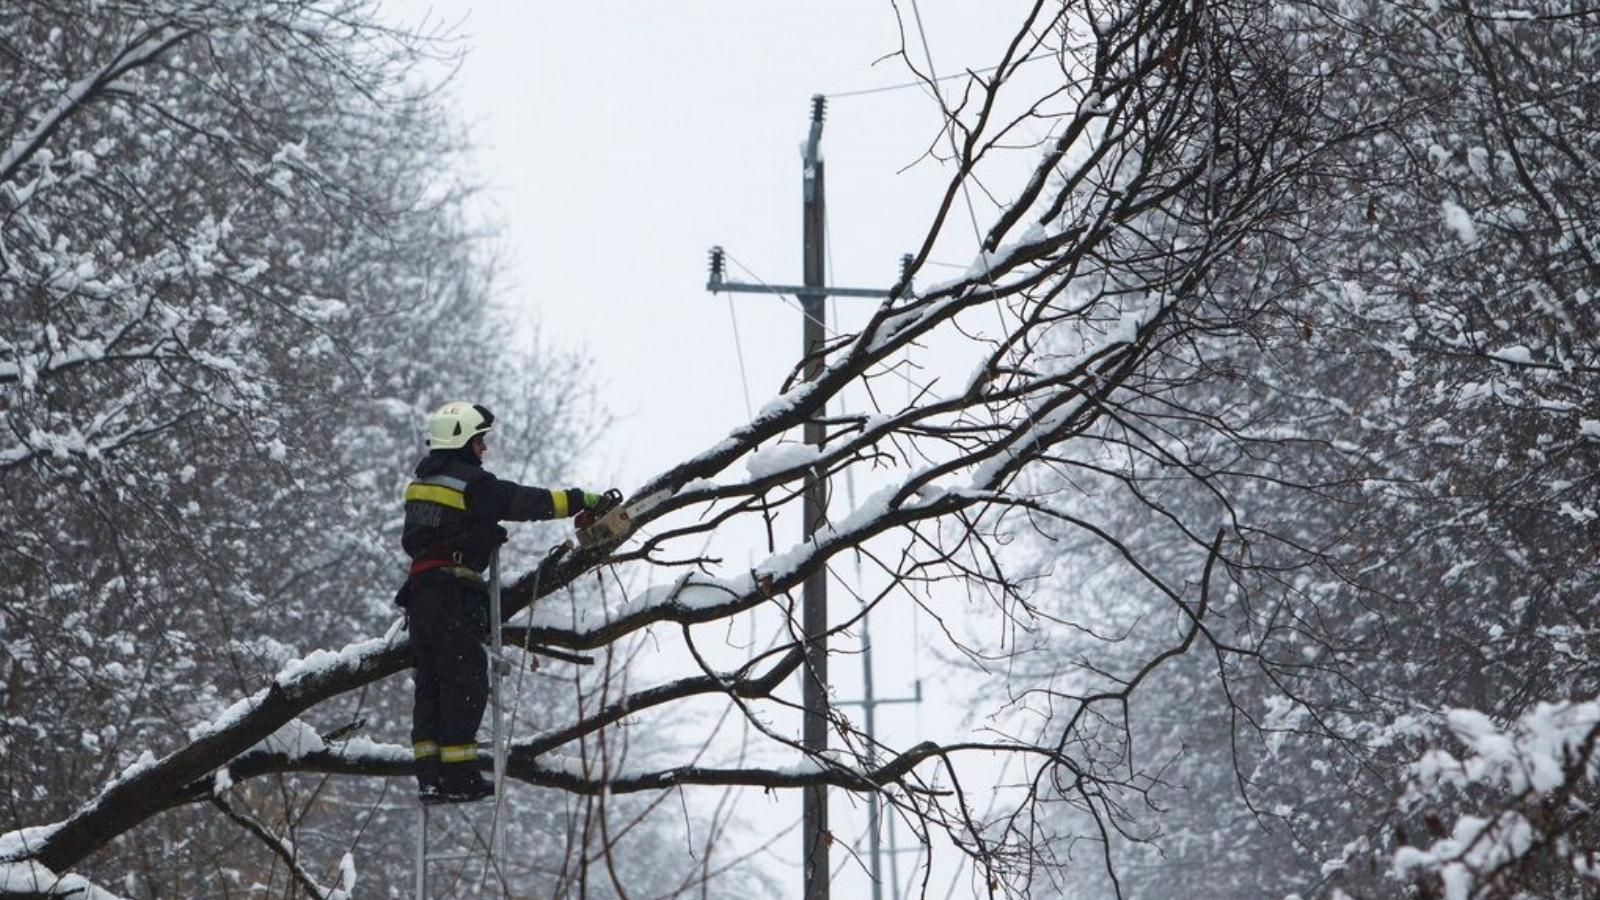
[897,253,915,296]
[708,246,725,291]
[811,94,827,124]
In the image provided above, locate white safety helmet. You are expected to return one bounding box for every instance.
[425,401,495,449]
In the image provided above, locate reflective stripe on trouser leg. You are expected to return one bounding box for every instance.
[440,743,478,764]
[413,740,439,759]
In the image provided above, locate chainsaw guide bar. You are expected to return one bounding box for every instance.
[574,488,671,549]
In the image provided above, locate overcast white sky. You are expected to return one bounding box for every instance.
[381,3,1046,896]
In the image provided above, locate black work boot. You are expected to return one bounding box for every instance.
[438,762,494,803]
[416,755,444,804]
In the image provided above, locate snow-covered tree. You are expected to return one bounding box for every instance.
[1,0,1346,894]
[42,0,1593,895]
[1391,700,1599,899]
[2,1,742,896]
[992,2,1600,897]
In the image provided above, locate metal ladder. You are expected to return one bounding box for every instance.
[414,550,510,899]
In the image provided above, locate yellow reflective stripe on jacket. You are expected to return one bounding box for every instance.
[406,482,466,510]
[439,743,478,764]
[551,489,569,518]
[413,740,439,759]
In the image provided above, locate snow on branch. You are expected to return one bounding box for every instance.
[193,737,954,797]
[0,0,1332,890]
[1393,699,1600,899]
[0,25,193,187]
[0,859,124,900]
[0,630,411,874]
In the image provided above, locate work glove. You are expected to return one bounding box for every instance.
[573,490,617,530]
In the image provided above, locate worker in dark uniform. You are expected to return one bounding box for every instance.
[399,401,605,803]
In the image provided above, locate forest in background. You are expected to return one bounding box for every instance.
[1,1,1596,898]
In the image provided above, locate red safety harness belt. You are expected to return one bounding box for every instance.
[409,552,464,577]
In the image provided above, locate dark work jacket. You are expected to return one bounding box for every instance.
[401,449,585,574]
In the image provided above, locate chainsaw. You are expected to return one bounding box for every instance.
[572,487,671,550]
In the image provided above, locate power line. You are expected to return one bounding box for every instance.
[720,250,940,404]
[825,50,1056,100]
[721,250,832,336]
[726,295,756,418]
[906,0,1034,463]
[908,0,995,280]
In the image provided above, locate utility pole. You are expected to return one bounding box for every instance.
[705,94,899,900]
[838,422,923,900]
[838,613,923,900]
[799,92,831,900]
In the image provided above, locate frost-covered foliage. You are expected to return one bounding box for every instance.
[0,0,492,800]
[1271,5,1600,893]
[0,0,722,895]
[994,1,1600,897]
[34,0,1597,894]
[1316,0,1600,720]
[0,0,1340,893]
[1392,700,1600,899]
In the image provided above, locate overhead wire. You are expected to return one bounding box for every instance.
[905,0,979,740]
[471,20,1086,899]
[721,251,830,342]
[889,6,1223,897]
[726,295,757,419]
[906,0,1011,333]
[825,49,1056,100]
[900,12,1025,898]
[719,43,1053,889]
[461,47,1047,880]
[908,0,986,242]
[905,0,1062,507]
[720,250,941,404]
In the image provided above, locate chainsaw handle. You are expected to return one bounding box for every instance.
[575,489,623,530]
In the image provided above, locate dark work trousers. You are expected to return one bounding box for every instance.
[407,571,490,750]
